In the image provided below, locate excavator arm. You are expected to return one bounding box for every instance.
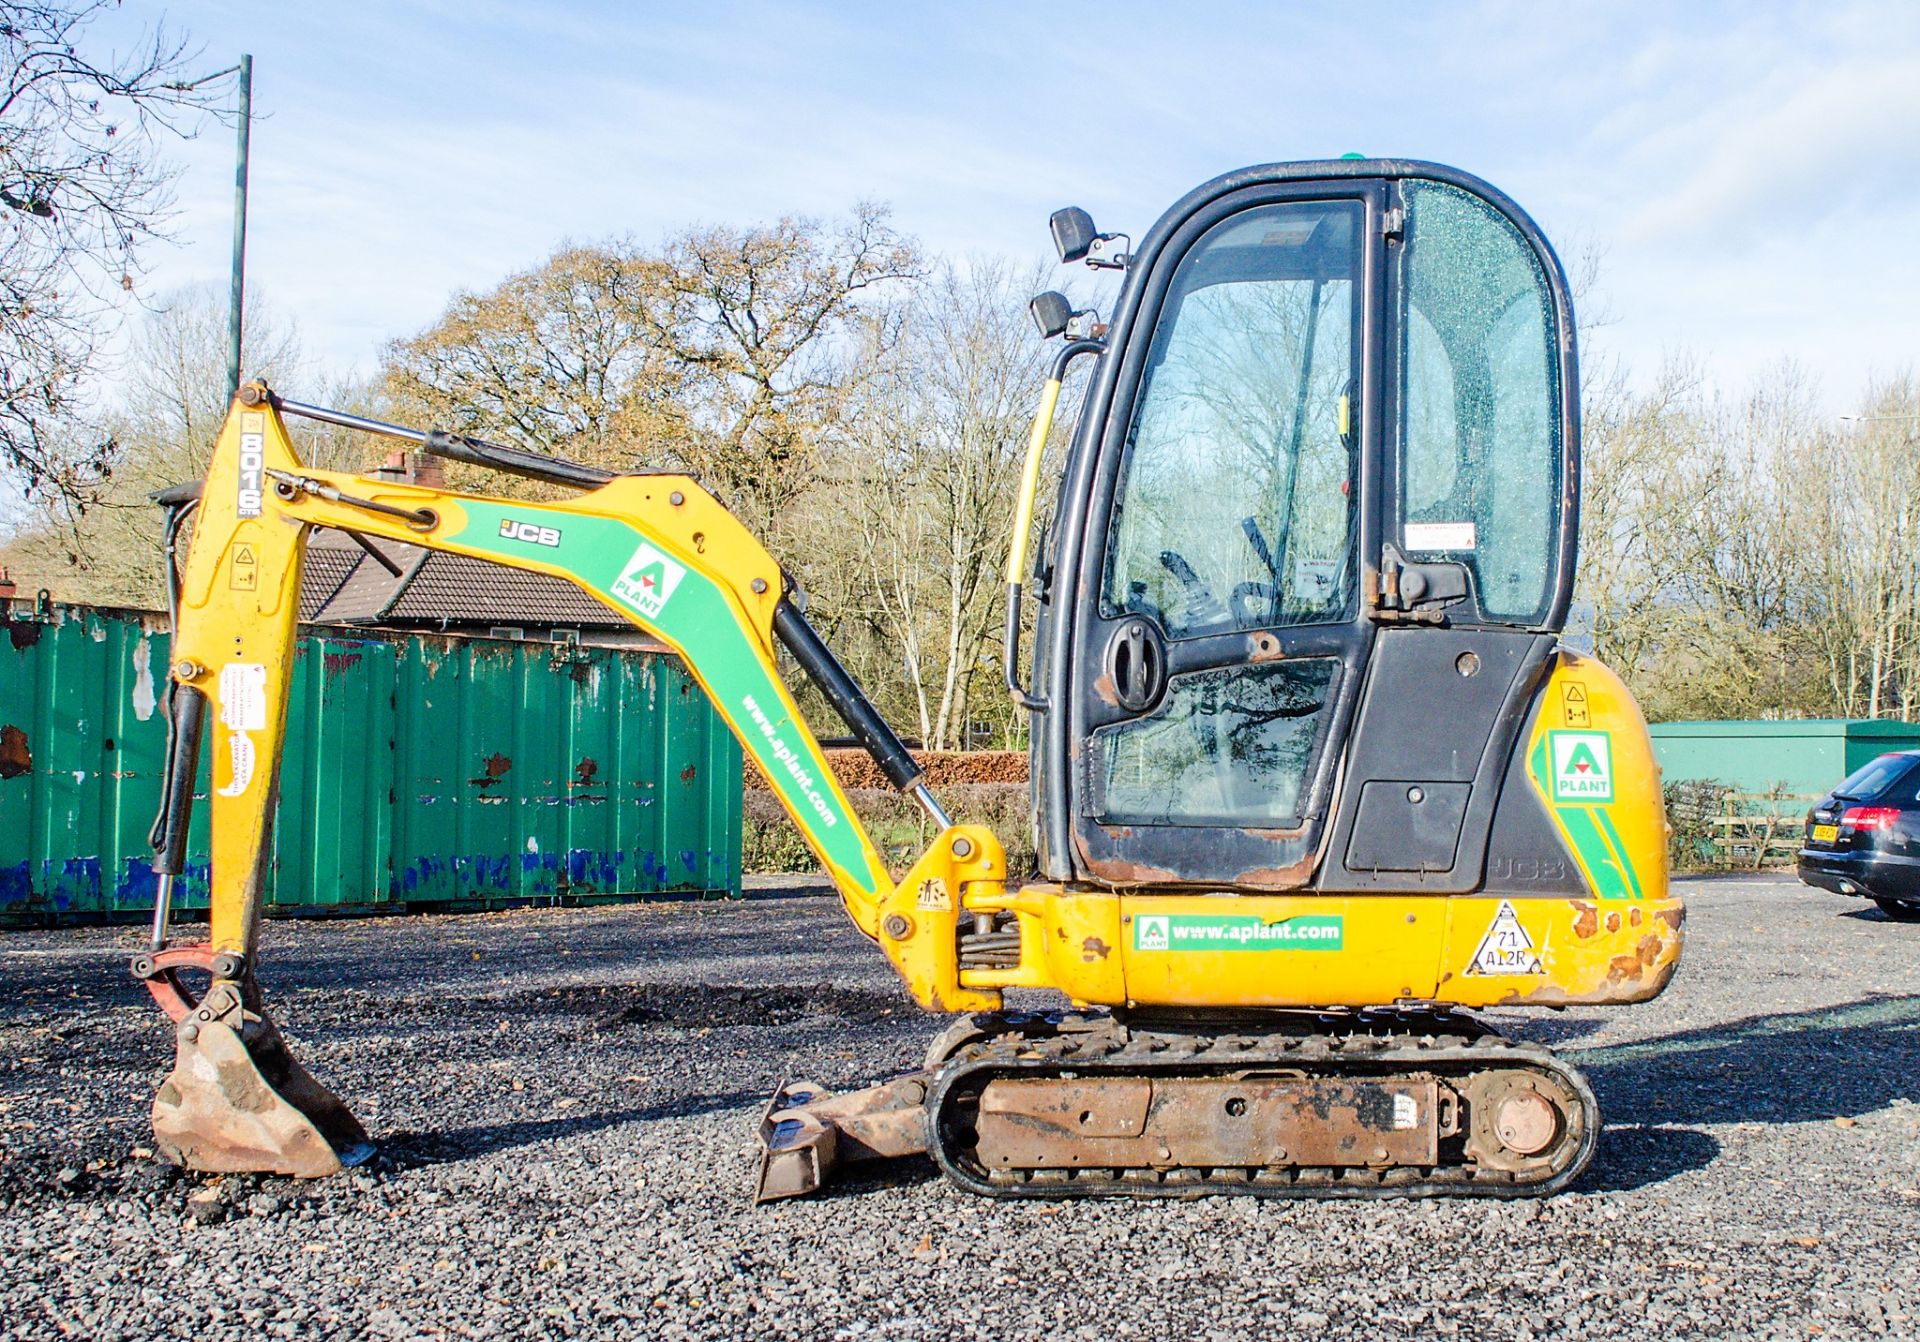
[139,383,1003,1176]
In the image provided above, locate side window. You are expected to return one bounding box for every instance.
[1102,200,1362,638]
[1400,180,1562,622]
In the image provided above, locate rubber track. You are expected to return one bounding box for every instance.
[924,1013,1599,1200]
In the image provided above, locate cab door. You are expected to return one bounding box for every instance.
[1060,185,1387,888]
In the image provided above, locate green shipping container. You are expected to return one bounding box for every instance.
[1,602,741,920]
[1649,719,1920,797]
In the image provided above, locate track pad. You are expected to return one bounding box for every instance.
[152,981,372,1178]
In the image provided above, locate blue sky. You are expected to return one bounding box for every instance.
[95,0,1920,408]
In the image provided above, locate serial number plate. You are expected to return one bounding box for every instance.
[1811,824,1839,843]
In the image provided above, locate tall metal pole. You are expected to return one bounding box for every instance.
[225,54,253,405]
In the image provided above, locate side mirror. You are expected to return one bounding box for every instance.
[1029,290,1074,339]
[1049,207,1098,264]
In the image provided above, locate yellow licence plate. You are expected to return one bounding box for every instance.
[1812,824,1839,843]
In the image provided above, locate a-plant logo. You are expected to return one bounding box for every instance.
[1135,915,1171,951]
[611,541,686,621]
[498,518,562,547]
[1549,731,1614,803]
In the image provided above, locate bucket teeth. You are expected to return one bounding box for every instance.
[152,980,372,1178]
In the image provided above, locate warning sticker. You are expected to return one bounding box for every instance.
[217,733,256,797]
[1404,520,1477,552]
[229,542,258,591]
[915,878,951,912]
[1549,731,1613,803]
[1561,681,1590,727]
[1291,557,1339,602]
[219,663,268,731]
[1465,900,1543,976]
[216,662,267,797]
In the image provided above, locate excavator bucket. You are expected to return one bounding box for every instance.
[147,967,372,1178]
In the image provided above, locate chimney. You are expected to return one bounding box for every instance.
[0,568,14,601]
[368,450,444,489]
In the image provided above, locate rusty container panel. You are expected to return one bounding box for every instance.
[1,602,741,920]
[0,605,201,915]
[389,636,741,905]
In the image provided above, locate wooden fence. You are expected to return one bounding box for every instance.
[1711,792,1821,869]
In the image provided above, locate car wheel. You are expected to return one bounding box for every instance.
[1872,898,1920,923]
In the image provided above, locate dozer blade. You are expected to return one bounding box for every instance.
[753,1073,931,1203]
[152,978,373,1178]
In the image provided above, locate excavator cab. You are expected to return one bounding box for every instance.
[1029,163,1580,895]
[132,158,1679,1200]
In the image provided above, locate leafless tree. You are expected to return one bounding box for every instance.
[1,1,226,504]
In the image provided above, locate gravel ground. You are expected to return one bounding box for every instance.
[3,874,1918,1341]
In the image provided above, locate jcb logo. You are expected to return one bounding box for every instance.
[498,518,562,547]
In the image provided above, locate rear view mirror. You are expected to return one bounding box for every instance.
[1050,207,1097,264]
[1029,291,1074,339]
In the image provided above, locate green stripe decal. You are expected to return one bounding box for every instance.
[1594,807,1643,899]
[1530,736,1636,900]
[451,502,885,900]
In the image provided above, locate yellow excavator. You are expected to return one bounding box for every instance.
[133,158,1681,1200]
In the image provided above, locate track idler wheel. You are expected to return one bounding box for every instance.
[131,946,373,1178]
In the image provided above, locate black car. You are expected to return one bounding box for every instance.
[1797,750,1920,921]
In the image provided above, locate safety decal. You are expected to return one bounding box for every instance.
[1404,520,1476,552]
[915,878,952,912]
[1549,731,1613,803]
[1465,900,1543,976]
[216,662,268,797]
[1292,557,1339,602]
[1132,913,1343,953]
[611,541,687,620]
[1561,681,1590,727]
[229,542,258,591]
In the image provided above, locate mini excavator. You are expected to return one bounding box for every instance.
[134,159,1681,1200]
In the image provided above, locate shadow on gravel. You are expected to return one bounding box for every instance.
[1567,994,1920,1189]
[451,983,913,1032]
[384,1089,764,1168]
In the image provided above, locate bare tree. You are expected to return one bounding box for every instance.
[0,283,326,606]
[0,2,225,503]
[827,259,1058,749]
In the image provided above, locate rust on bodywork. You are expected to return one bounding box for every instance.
[1569,900,1598,939]
[0,724,28,779]
[1230,853,1318,888]
[1081,936,1111,962]
[469,752,512,788]
[1080,854,1183,886]
[973,1075,1445,1169]
[1249,630,1286,663]
[1500,906,1684,1007]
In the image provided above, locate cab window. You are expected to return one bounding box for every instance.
[1102,200,1362,639]
[1399,180,1561,623]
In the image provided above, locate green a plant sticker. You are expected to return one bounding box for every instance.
[1549,731,1613,803]
[610,542,686,620]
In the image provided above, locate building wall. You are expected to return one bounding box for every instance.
[1649,720,1920,796]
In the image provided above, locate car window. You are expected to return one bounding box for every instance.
[1833,753,1915,800]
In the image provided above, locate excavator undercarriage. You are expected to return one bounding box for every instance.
[759,1008,1597,1201]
